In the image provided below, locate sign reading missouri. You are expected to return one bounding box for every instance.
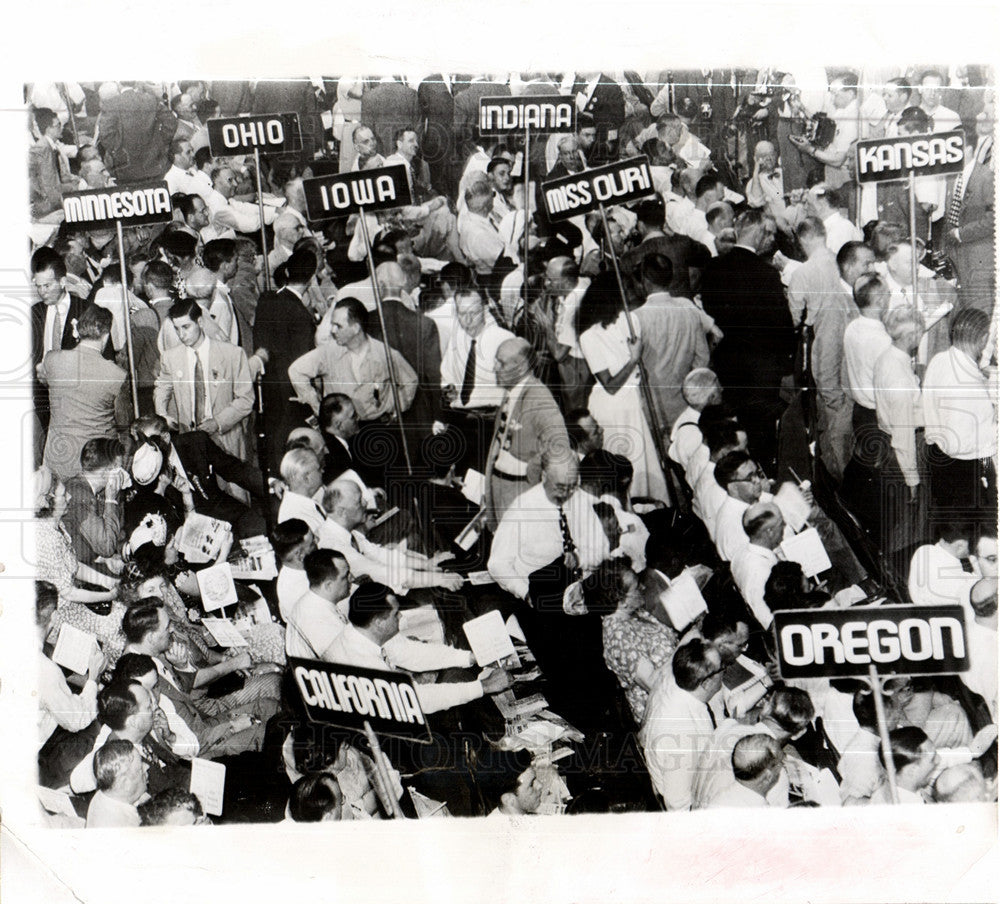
[61,181,173,232]
[542,155,655,222]
[772,604,969,679]
[302,164,413,221]
[289,656,432,742]
[855,130,965,183]
[478,95,577,136]
[208,112,303,156]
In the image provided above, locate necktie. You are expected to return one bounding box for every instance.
[52,146,63,181]
[193,354,206,426]
[48,306,63,353]
[460,339,477,406]
[558,504,582,580]
[947,172,964,228]
[706,703,717,729]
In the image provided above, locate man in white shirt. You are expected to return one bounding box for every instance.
[962,578,998,720]
[668,368,723,471]
[789,74,860,199]
[882,240,954,364]
[908,522,978,613]
[488,451,609,600]
[918,70,962,132]
[164,138,210,202]
[869,727,940,806]
[807,183,862,255]
[273,519,317,621]
[206,164,279,236]
[640,638,724,810]
[842,274,891,439]
[285,548,353,660]
[276,447,327,536]
[538,256,592,411]
[457,181,505,275]
[86,740,148,828]
[440,289,514,412]
[730,503,785,629]
[712,451,770,563]
[325,582,511,714]
[922,307,997,528]
[706,734,785,809]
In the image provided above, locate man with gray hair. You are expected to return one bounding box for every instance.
[730,502,787,629]
[458,180,505,275]
[706,734,785,808]
[668,367,723,471]
[86,739,148,828]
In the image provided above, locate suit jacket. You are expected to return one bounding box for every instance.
[367,297,443,415]
[946,139,995,309]
[489,377,568,480]
[360,81,421,159]
[97,86,177,182]
[452,81,510,162]
[42,345,131,479]
[172,429,266,505]
[154,339,254,460]
[700,246,794,393]
[417,75,456,195]
[31,294,89,367]
[29,137,75,219]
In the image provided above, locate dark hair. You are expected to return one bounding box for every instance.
[193,146,213,171]
[77,304,113,340]
[35,107,58,133]
[714,450,752,490]
[951,307,990,348]
[836,240,872,276]
[671,638,719,691]
[439,261,474,291]
[853,274,887,311]
[36,580,58,625]
[31,246,67,279]
[98,681,143,731]
[80,437,124,473]
[168,297,203,322]
[270,519,311,562]
[161,229,199,261]
[303,548,347,588]
[702,420,742,457]
[634,196,665,227]
[112,652,158,685]
[579,449,633,499]
[334,297,368,331]
[879,725,930,772]
[289,772,343,822]
[143,259,176,292]
[935,521,973,544]
[576,271,623,336]
[852,688,891,731]
[700,609,746,642]
[139,788,204,826]
[348,581,394,628]
[695,173,721,200]
[766,686,815,734]
[121,598,165,644]
[897,106,931,133]
[318,393,355,432]
[285,248,319,285]
[763,561,808,611]
[202,238,237,272]
[639,252,673,289]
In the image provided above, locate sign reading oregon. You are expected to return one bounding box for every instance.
[772,605,968,679]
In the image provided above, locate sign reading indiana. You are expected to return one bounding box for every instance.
[542,155,655,222]
[479,95,577,137]
[61,181,173,232]
[301,164,412,221]
[208,112,303,156]
[289,656,432,742]
[855,130,965,183]
[772,604,969,680]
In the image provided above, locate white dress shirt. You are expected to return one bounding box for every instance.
[730,543,780,628]
[439,316,514,410]
[285,589,350,659]
[554,279,591,360]
[908,543,977,614]
[488,483,610,599]
[276,491,326,536]
[822,210,863,255]
[276,566,309,622]
[873,344,923,486]
[922,347,997,460]
[843,315,892,410]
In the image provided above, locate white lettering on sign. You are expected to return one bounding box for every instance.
[220,119,285,149]
[64,187,172,223]
[545,163,652,215]
[317,176,398,212]
[293,666,425,724]
[779,616,965,667]
[480,102,574,132]
[857,134,964,176]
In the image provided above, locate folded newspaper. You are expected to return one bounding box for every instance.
[177,512,232,564]
[228,535,278,580]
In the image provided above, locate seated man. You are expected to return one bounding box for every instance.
[640,638,724,810]
[122,599,276,758]
[706,734,786,809]
[288,772,347,822]
[869,726,940,805]
[273,518,317,621]
[86,739,148,828]
[284,548,353,660]
[139,788,210,826]
[325,582,511,714]
[458,180,505,275]
[276,447,326,537]
[909,522,978,614]
[730,503,786,630]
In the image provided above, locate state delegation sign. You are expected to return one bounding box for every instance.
[302,164,413,221]
[478,95,577,137]
[772,605,969,680]
[207,113,303,157]
[61,181,173,232]
[855,130,966,184]
[541,156,655,222]
[289,657,432,742]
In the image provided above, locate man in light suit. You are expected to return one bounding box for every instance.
[154,298,254,461]
[29,107,79,221]
[485,337,570,529]
[945,93,995,315]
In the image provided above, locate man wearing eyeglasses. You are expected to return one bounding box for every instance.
[712,450,776,563]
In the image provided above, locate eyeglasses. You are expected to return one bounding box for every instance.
[735,466,767,484]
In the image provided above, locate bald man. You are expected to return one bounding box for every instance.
[485,337,570,527]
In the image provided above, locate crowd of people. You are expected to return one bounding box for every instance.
[28,68,997,827]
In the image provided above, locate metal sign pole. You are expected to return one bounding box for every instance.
[595,202,671,487]
[363,719,405,818]
[868,664,900,805]
[908,171,921,312]
[115,221,140,414]
[358,209,413,476]
[523,124,530,294]
[254,147,272,292]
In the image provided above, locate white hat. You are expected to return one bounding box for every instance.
[131,443,163,486]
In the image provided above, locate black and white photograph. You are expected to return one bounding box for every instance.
[1,5,998,902]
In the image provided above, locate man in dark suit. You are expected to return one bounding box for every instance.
[418,74,456,197]
[96,82,177,183]
[31,249,90,461]
[452,77,511,189]
[255,248,319,471]
[133,415,267,539]
[361,77,421,160]
[700,209,794,471]
[316,393,383,489]
[945,98,995,315]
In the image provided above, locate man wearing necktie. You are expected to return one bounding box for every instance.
[945,91,995,315]
[29,107,80,221]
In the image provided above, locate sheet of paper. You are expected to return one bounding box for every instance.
[780,526,832,578]
[656,569,708,632]
[461,468,485,505]
[190,757,226,816]
[177,512,232,564]
[200,617,250,648]
[773,482,811,533]
[37,785,79,817]
[462,609,517,666]
[196,562,239,612]
[51,623,97,675]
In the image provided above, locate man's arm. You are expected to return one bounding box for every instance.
[68,490,121,559]
[153,351,177,425]
[191,431,267,501]
[212,349,255,435]
[487,517,529,599]
[287,347,326,414]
